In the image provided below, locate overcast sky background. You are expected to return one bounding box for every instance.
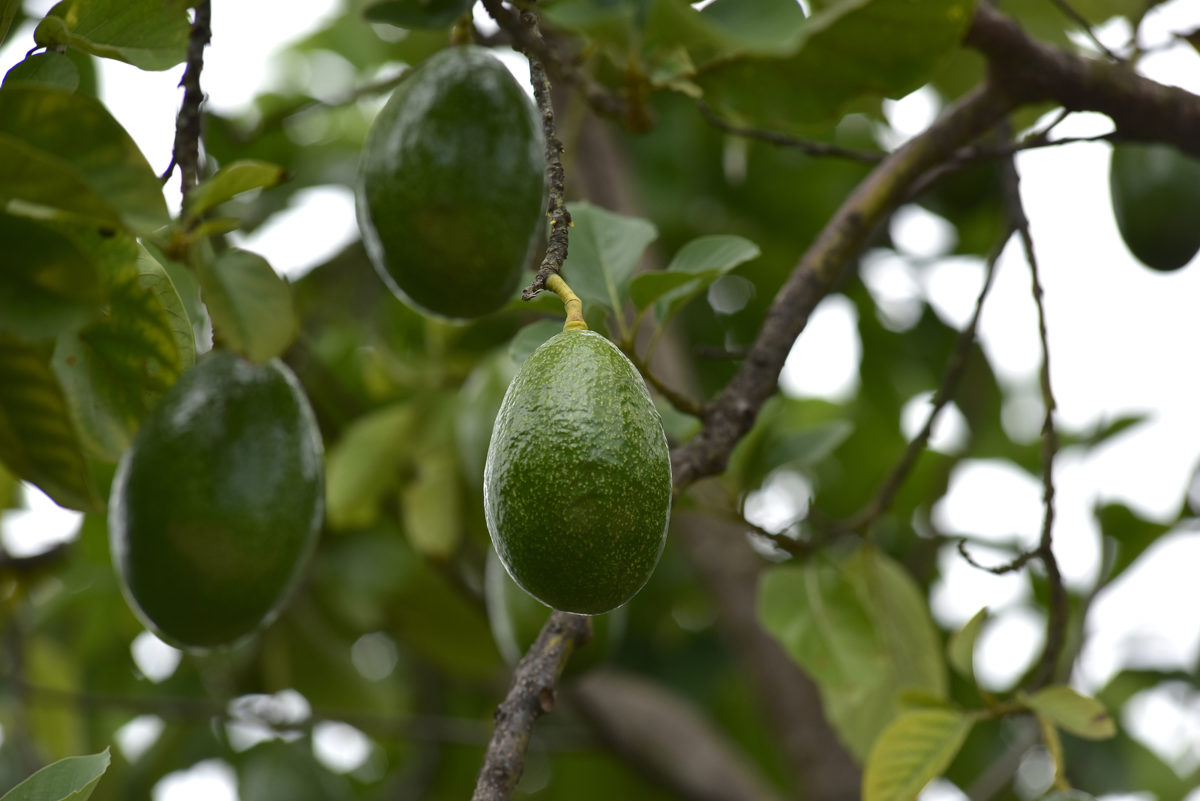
[2,2,1199,799]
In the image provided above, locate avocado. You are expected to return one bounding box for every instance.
[356,46,545,319]
[1109,142,1200,273]
[109,350,324,648]
[484,329,672,615]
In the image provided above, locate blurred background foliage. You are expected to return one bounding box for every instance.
[1,0,1199,799]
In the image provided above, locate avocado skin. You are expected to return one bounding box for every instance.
[109,350,324,648]
[357,46,545,319]
[484,329,672,615]
[1110,143,1200,273]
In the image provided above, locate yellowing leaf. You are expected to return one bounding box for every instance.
[1020,685,1117,740]
[863,708,976,801]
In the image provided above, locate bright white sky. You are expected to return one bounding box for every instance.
[2,2,1200,798]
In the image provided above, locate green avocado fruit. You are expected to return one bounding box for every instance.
[356,45,545,320]
[484,329,672,615]
[1109,142,1200,272]
[109,350,324,648]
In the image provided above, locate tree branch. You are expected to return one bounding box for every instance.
[845,225,1005,533]
[163,1,211,209]
[472,611,592,801]
[670,82,1016,489]
[1003,154,1066,689]
[966,4,1200,157]
[480,1,573,300]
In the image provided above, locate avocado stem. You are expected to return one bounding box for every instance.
[546,273,587,331]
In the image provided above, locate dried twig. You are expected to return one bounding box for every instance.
[472,611,593,801]
[1004,154,1066,689]
[845,227,1006,532]
[480,0,572,300]
[162,1,211,210]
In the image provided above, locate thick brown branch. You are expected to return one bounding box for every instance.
[670,83,1015,489]
[966,4,1200,157]
[164,1,211,208]
[472,611,592,801]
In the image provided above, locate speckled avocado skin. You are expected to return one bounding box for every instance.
[356,45,545,320]
[483,329,672,615]
[109,351,324,648]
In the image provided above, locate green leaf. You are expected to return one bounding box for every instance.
[508,319,563,366]
[185,160,287,222]
[629,234,760,315]
[0,85,169,234]
[33,0,190,71]
[758,545,947,759]
[0,335,99,511]
[0,0,19,49]
[698,0,809,55]
[52,243,194,462]
[696,0,976,129]
[947,607,988,683]
[197,249,298,364]
[325,404,416,530]
[3,51,80,91]
[0,213,105,340]
[363,0,475,29]
[560,202,658,317]
[1096,501,1174,580]
[863,708,976,801]
[27,637,86,759]
[1020,686,1117,740]
[402,450,461,559]
[0,748,110,801]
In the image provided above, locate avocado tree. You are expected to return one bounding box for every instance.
[1,1,1198,800]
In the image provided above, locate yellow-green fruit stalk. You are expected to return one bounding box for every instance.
[483,329,672,614]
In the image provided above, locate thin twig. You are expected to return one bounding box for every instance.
[1048,0,1122,61]
[480,1,572,300]
[472,611,593,801]
[697,101,884,163]
[844,226,1007,532]
[620,344,703,418]
[163,1,211,210]
[1003,153,1066,689]
[956,539,1038,575]
[480,0,632,122]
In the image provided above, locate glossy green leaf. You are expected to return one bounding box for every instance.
[325,404,416,530]
[0,336,98,511]
[1020,685,1117,740]
[0,748,110,801]
[947,607,988,683]
[697,0,975,129]
[402,450,461,558]
[52,243,194,462]
[629,234,760,315]
[863,708,976,801]
[758,545,947,759]
[0,85,169,234]
[185,159,287,221]
[197,248,298,364]
[3,51,80,91]
[560,202,658,317]
[0,213,104,340]
[363,0,475,29]
[34,0,190,71]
